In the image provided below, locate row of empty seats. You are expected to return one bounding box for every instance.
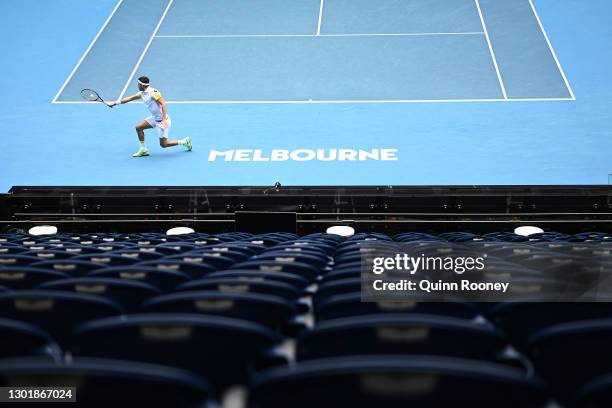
[0,230,611,407]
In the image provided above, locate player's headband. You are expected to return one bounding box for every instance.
[138,80,149,86]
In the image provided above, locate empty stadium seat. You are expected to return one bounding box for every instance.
[0,318,60,358]
[142,291,297,331]
[38,278,161,311]
[0,229,609,405]
[248,356,551,408]
[297,314,519,366]
[575,374,612,408]
[177,277,302,301]
[528,319,612,401]
[135,260,216,279]
[0,290,123,345]
[0,357,215,407]
[29,260,104,276]
[89,266,191,291]
[0,267,68,290]
[488,302,612,345]
[72,314,280,389]
[206,270,310,289]
[315,293,480,321]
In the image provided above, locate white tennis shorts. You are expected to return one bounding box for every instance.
[145,116,172,139]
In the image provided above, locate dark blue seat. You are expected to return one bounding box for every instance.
[213,242,266,256]
[179,248,250,263]
[528,319,612,401]
[0,290,123,345]
[271,242,335,256]
[90,266,191,291]
[255,252,329,269]
[30,260,104,276]
[126,238,167,246]
[0,243,28,255]
[345,233,393,242]
[0,254,41,267]
[143,291,297,330]
[108,248,165,262]
[125,244,180,255]
[232,260,320,280]
[47,244,105,255]
[394,232,443,242]
[439,232,480,242]
[334,242,398,260]
[0,267,68,290]
[320,265,362,282]
[270,240,335,252]
[73,314,279,389]
[214,232,253,241]
[576,374,612,408]
[154,242,200,252]
[92,242,136,252]
[246,237,286,248]
[205,270,310,289]
[333,248,398,266]
[136,260,216,279]
[489,302,612,346]
[298,314,512,364]
[17,239,52,247]
[249,356,549,408]
[39,278,161,311]
[0,357,215,407]
[335,239,395,253]
[0,318,60,358]
[315,277,361,301]
[72,254,142,268]
[315,293,479,321]
[177,278,301,301]
[22,250,79,261]
[165,252,236,269]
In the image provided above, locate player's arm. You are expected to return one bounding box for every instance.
[108,92,142,108]
[158,96,168,126]
[152,90,169,127]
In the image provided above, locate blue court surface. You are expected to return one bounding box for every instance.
[0,0,611,190]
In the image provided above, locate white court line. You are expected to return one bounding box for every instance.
[316,0,324,36]
[163,98,574,104]
[52,98,575,104]
[117,0,174,101]
[527,0,576,99]
[51,0,124,103]
[162,98,574,104]
[474,0,508,99]
[155,32,484,38]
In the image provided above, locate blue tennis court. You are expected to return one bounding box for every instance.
[54,0,573,102]
[0,0,610,189]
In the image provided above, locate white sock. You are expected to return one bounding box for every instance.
[177,139,185,145]
[140,141,146,148]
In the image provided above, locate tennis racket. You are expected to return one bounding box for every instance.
[80,89,110,107]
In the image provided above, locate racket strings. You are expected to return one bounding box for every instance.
[80,89,100,102]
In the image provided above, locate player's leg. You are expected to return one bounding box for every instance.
[158,118,192,151]
[135,119,153,143]
[159,138,191,149]
[159,138,178,148]
[159,136,193,150]
[132,118,154,157]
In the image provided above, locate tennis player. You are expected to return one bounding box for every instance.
[108,76,192,157]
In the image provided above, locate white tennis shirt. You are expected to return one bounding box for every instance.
[137,86,165,122]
